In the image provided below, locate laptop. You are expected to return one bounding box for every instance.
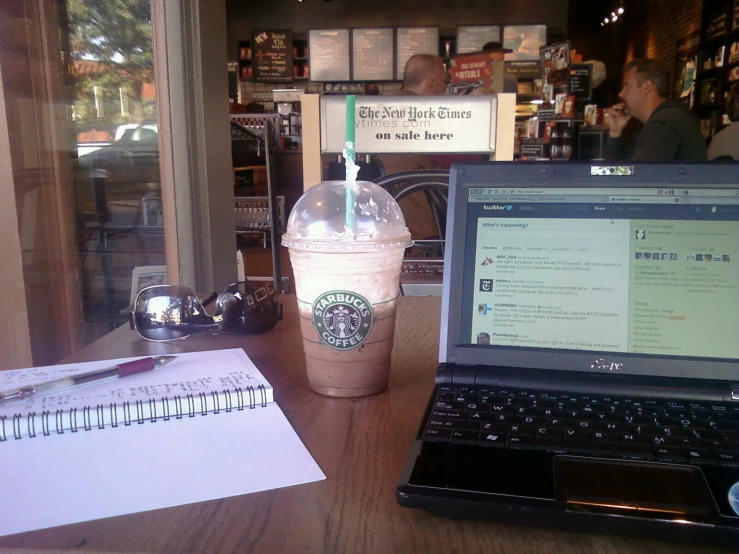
[396,162,739,545]
[401,259,444,297]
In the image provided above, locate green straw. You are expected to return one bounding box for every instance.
[345,94,356,231]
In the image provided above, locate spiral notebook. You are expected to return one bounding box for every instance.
[0,348,325,537]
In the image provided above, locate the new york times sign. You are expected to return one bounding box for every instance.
[320,95,500,154]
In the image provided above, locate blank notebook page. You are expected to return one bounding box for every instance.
[1,402,325,536]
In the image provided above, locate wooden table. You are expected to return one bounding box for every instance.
[0,296,731,554]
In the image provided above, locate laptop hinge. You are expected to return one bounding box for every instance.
[435,364,498,386]
[436,365,731,402]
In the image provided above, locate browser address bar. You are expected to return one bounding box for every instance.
[481,230,625,240]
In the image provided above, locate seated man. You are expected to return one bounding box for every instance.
[604,58,706,161]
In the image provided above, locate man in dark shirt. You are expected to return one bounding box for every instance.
[604,58,706,161]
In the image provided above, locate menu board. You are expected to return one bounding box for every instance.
[503,24,547,61]
[309,29,351,81]
[352,28,394,81]
[251,30,293,83]
[456,25,500,54]
[395,27,439,80]
[568,64,592,100]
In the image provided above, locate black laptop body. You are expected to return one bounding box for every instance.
[396,162,739,546]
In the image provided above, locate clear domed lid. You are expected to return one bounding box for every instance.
[282,180,412,252]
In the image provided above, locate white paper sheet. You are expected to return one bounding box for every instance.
[0,348,325,536]
[0,402,325,536]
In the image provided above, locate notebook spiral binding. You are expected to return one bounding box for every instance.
[0,385,268,442]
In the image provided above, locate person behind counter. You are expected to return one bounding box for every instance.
[400,54,447,96]
[604,58,707,161]
[707,82,739,160]
[481,41,518,95]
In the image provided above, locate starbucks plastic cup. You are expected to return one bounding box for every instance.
[282,180,412,398]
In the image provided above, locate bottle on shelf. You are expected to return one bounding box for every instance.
[561,126,573,159]
[550,124,561,159]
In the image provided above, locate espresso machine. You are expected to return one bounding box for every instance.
[273,89,303,150]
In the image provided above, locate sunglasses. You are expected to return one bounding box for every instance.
[130,281,282,342]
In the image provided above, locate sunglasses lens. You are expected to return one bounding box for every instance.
[134,285,215,341]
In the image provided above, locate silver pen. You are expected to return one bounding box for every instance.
[0,355,177,406]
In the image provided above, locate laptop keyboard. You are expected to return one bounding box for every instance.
[401,260,444,276]
[424,385,739,467]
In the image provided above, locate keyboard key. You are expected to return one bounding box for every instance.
[491,414,522,424]
[660,427,691,437]
[512,406,540,416]
[453,394,476,403]
[684,449,717,464]
[654,447,686,463]
[431,410,465,420]
[507,424,533,436]
[716,421,739,431]
[423,428,451,441]
[562,428,591,440]
[480,422,508,434]
[534,427,561,438]
[547,418,573,429]
[593,431,620,443]
[534,436,592,452]
[716,452,739,467]
[591,442,653,458]
[503,397,530,407]
[488,404,516,414]
[650,436,682,448]
[450,430,479,443]
[479,432,506,446]
[688,429,722,440]
[427,419,479,431]
[434,401,465,411]
[507,435,534,448]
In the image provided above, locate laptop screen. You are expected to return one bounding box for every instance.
[444,164,739,380]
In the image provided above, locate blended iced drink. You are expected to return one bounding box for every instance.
[282,180,412,397]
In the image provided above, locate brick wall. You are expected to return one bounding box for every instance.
[623,0,703,88]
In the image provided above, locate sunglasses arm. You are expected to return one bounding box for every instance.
[202,291,218,308]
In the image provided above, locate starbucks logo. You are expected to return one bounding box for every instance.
[312,291,373,351]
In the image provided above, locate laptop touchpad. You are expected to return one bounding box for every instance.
[554,457,717,518]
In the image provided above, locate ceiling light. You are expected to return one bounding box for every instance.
[604,17,609,23]
[618,7,624,14]
[601,22,605,26]
[611,11,616,17]
[612,15,618,21]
